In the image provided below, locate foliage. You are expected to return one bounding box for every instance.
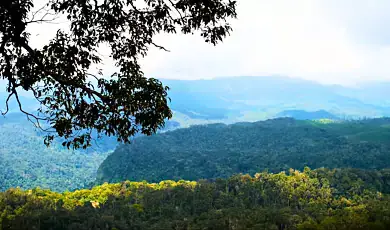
[1,168,390,229]
[97,117,390,184]
[0,0,237,149]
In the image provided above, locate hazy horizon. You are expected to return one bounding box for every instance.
[5,0,386,88]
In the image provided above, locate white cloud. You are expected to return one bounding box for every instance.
[20,0,390,86]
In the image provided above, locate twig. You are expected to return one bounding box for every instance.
[1,91,15,116]
[167,0,186,23]
[151,42,170,52]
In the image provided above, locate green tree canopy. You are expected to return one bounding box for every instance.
[0,0,237,149]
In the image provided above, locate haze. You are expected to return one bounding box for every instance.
[15,0,389,87]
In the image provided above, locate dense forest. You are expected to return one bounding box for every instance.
[1,168,390,229]
[0,113,179,192]
[97,118,390,184]
[0,113,113,192]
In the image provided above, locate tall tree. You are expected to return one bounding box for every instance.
[0,0,237,149]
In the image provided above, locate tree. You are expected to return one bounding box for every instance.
[0,0,237,149]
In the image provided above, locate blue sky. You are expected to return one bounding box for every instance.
[9,0,390,87]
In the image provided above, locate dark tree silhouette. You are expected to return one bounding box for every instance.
[0,0,237,149]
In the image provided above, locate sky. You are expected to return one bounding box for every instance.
[18,0,390,86]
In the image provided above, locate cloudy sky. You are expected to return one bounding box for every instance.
[23,0,390,86]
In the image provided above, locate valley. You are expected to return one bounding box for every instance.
[1,77,390,229]
[1,76,390,192]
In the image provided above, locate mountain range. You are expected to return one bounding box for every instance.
[161,76,390,126]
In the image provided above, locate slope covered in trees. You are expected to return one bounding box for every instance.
[1,168,390,229]
[0,113,114,192]
[0,112,180,192]
[97,118,390,184]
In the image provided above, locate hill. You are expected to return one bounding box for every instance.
[0,113,115,192]
[2,168,390,229]
[276,109,340,120]
[97,117,390,184]
[0,112,180,192]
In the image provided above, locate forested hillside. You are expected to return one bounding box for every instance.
[0,113,115,192]
[97,118,390,184]
[0,113,180,192]
[1,168,390,229]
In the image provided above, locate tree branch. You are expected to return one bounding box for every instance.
[167,0,185,23]
[1,91,14,116]
[151,42,170,52]
[27,1,59,25]
[12,87,46,121]
[17,40,110,104]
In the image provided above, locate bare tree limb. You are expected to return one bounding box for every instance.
[1,91,15,116]
[167,0,186,23]
[151,42,170,52]
[12,88,47,121]
[27,0,59,25]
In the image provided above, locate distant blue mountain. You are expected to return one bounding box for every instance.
[330,82,390,107]
[276,109,340,120]
[161,76,390,121]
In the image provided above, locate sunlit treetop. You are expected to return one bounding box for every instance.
[0,0,237,149]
